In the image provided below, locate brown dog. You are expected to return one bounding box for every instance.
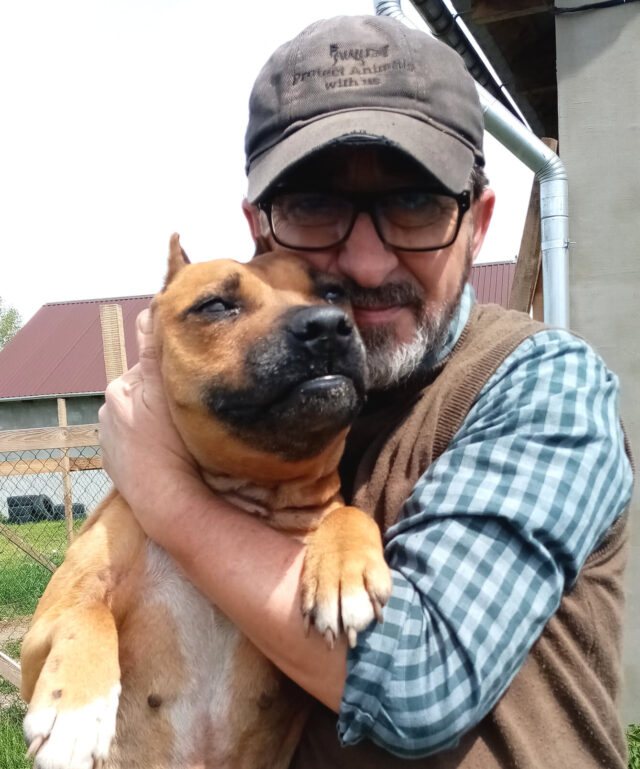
[20,235,391,769]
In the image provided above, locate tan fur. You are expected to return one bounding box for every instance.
[21,238,391,769]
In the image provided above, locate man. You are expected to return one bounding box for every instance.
[99,14,633,768]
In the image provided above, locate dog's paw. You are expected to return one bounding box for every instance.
[301,506,392,648]
[24,683,120,769]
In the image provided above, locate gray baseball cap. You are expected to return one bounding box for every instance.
[245,14,484,203]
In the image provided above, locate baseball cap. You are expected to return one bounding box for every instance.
[245,14,484,203]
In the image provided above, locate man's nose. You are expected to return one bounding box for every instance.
[336,213,399,288]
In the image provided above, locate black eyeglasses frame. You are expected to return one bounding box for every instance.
[257,188,472,253]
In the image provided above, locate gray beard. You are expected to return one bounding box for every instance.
[348,247,472,391]
[361,303,454,390]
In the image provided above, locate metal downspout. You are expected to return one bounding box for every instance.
[374,0,570,328]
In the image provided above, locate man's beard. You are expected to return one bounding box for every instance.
[346,246,472,390]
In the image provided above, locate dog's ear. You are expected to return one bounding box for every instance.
[164,233,191,288]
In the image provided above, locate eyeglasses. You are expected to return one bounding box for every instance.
[257,187,471,252]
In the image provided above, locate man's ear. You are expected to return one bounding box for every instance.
[242,198,273,256]
[470,188,496,261]
[163,233,190,288]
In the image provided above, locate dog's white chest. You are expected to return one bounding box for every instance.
[132,542,242,766]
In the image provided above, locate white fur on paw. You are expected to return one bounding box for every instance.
[24,683,121,769]
[341,589,379,636]
[312,595,340,643]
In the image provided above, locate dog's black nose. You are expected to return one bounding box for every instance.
[288,306,353,356]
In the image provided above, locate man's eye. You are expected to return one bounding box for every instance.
[188,297,239,318]
[277,193,345,225]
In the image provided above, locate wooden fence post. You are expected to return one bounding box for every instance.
[508,137,558,318]
[100,304,128,383]
[57,398,74,545]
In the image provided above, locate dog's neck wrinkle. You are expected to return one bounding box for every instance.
[200,470,342,528]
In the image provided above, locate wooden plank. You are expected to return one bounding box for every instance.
[509,137,558,315]
[532,265,545,322]
[0,424,100,452]
[100,303,128,383]
[0,520,57,573]
[0,456,103,476]
[57,399,74,545]
[468,0,552,24]
[0,651,21,689]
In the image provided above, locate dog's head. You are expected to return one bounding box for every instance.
[151,234,367,482]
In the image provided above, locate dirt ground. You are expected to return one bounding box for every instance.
[0,617,30,649]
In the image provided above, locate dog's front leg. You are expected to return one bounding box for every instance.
[21,602,121,769]
[20,492,144,769]
[300,506,392,648]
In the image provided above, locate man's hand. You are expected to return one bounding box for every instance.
[98,309,201,542]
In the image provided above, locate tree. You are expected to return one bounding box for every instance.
[0,297,22,349]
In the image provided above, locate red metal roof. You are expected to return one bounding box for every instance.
[0,262,517,400]
[470,261,516,307]
[0,296,152,399]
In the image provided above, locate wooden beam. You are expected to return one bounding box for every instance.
[100,303,128,384]
[0,520,57,573]
[509,138,558,315]
[509,183,542,313]
[0,456,102,476]
[466,0,552,24]
[0,651,21,689]
[57,399,74,545]
[0,424,100,452]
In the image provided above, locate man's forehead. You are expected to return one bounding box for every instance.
[277,145,441,191]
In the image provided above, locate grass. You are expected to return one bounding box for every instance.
[0,563,52,621]
[0,520,72,567]
[0,681,32,769]
[628,724,640,769]
[0,520,71,622]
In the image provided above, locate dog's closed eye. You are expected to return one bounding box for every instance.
[185,296,240,319]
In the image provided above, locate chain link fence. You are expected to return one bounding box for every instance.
[0,443,111,709]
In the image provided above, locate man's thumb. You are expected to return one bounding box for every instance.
[136,309,162,384]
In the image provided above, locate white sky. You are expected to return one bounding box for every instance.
[0,0,533,324]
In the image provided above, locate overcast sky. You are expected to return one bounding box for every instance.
[0,1,533,324]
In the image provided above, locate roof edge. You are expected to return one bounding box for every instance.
[42,295,154,308]
[0,392,105,403]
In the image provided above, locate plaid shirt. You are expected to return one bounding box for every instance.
[338,285,633,758]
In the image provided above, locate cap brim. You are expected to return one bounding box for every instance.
[246,109,476,202]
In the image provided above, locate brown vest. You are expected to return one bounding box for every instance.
[291,303,630,769]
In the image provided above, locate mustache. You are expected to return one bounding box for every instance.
[341,277,424,311]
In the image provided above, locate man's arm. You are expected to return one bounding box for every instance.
[98,310,348,712]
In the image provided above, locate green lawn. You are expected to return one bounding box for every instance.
[0,520,75,622]
[629,723,640,769]
[0,681,32,769]
[0,519,76,567]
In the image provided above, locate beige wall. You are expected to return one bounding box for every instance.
[556,1,640,723]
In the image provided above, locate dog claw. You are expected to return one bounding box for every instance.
[372,597,384,624]
[347,627,358,648]
[26,736,45,759]
[324,628,335,649]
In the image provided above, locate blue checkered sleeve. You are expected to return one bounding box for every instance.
[337,329,633,758]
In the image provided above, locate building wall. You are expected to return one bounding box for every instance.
[556,2,640,722]
[0,395,104,430]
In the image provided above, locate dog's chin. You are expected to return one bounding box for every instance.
[269,374,361,430]
[206,374,364,461]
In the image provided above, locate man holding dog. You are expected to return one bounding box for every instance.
[99,14,633,769]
